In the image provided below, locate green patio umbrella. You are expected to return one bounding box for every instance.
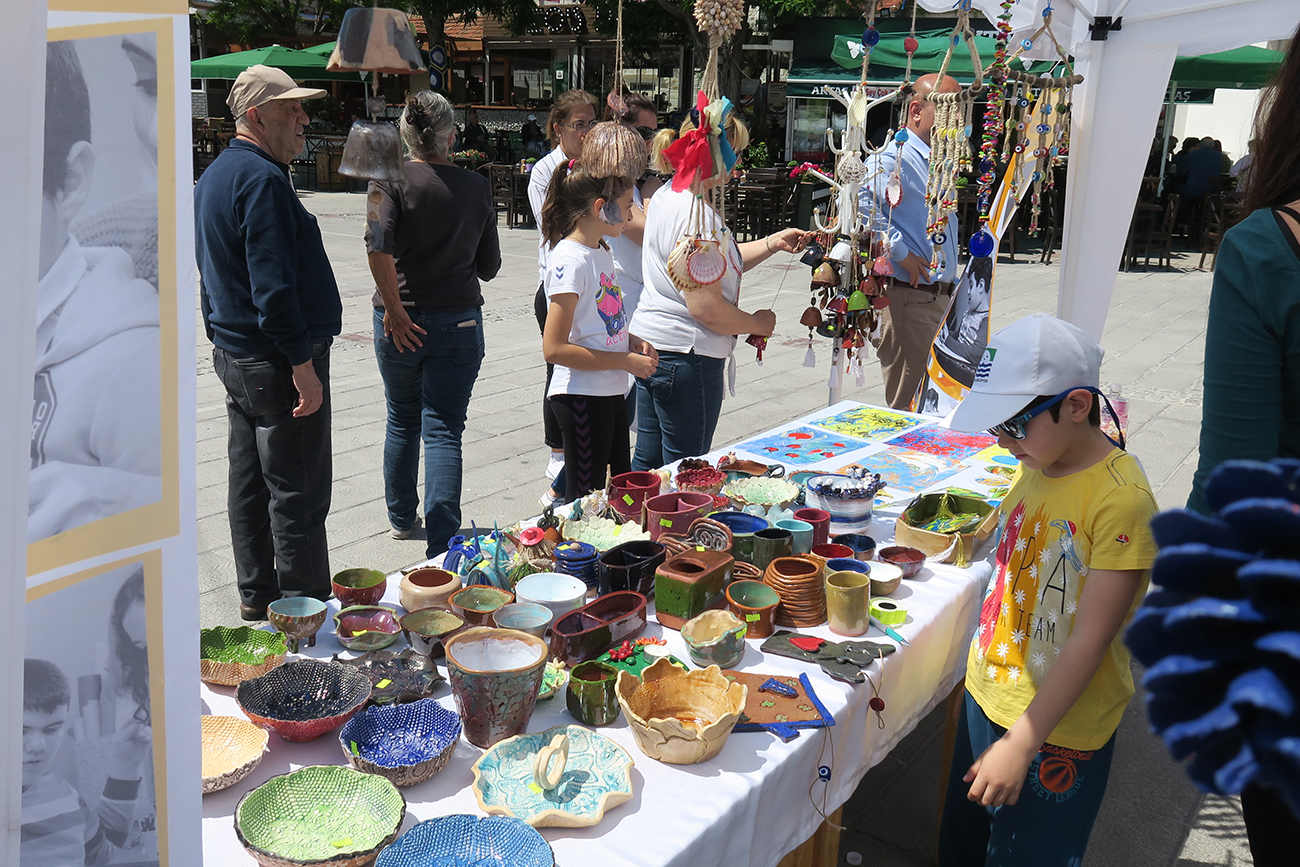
[832,29,1053,80]
[190,45,362,81]
[303,41,335,57]
[1170,45,1284,89]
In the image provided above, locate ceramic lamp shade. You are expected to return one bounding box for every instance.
[328,7,426,74]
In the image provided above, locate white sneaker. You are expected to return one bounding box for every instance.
[390,515,422,540]
[539,490,565,511]
[545,453,565,482]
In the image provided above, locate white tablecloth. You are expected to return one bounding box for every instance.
[201,402,993,866]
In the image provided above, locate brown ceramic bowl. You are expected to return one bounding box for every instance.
[877,546,926,579]
[332,568,388,608]
[726,579,781,638]
[448,585,515,627]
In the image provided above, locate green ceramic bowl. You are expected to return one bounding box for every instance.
[235,765,406,867]
[199,626,288,686]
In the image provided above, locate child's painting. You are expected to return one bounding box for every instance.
[837,450,963,500]
[807,406,926,442]
[737,426,872,465]
[884,426,996,462]
[974,444,1019,466]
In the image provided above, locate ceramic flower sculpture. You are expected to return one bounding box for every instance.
[1125,459,1300,816]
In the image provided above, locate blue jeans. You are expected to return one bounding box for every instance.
[631,351,725,470]
[373,307,483,558]
[939,692,1117,867]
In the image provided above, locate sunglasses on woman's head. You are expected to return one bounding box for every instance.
[633,125,657,141]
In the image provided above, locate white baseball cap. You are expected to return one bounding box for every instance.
[227,65,326,119]
[947,313,1103,433]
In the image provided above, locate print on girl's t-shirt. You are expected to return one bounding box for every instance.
[595,273,626,345]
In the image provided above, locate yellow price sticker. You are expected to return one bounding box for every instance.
[659,518,673,527]
[375,679,392,689]
[745,613,760,622]
[623,494,634,505]
[331,839,354,848]
[528,782,544,794]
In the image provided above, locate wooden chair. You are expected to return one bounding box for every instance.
[1198,196,1248,271]
[1144,193,1180,270]
[487,164,518,226]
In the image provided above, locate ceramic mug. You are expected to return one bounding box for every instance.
[752,528,794,572]
[793,508,831,548]
[566,660,622,726]
[832,533,877,561]
[825,570,872,637]
[775,518,814,555]
[824,557,870,579]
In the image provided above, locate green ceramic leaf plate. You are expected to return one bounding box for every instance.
[200,626,288,664]
[537,660,568,700]
[235,765,406,864]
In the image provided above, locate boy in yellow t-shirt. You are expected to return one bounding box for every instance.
[938,314,1157,867]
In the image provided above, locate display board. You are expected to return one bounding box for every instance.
[8,3,199,865]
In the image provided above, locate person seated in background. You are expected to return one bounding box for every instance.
[462,107,492,158]
[521,114,546,157]
[1176,137,1223,202]
[1214,139,1233,174]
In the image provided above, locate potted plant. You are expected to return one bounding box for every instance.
[789,162,831,229]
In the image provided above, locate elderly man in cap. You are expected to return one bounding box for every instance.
[194,65,342,619]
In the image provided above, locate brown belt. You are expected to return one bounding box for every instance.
[887,279,954,297]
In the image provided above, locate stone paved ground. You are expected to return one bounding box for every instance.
[195,191,1249,866]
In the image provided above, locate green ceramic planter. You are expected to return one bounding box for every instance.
[235,765,406,867]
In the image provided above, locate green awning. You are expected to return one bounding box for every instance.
[1170,45,1284,89]
[786,61,906,97]
[191,45,362,81]
[303,41,335,56]
[831,29,1053,80]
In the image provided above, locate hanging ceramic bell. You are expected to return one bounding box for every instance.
[812,263,839,287]
[871,294,891,309]
[872,255,894,277]
[816,320,840,339]
[846,289,869,312]
[328,7,426,74]
[799,239,824,268]
[799,306,823,328]
[828,240,853,263]
[339,120,408,181]
[827,296,848,314]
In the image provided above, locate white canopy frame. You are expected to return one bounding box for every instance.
[914,0,1300,340]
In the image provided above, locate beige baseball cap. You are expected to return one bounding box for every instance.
[227,64,326,119]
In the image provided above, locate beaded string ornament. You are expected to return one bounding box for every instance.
[922,3,984,271]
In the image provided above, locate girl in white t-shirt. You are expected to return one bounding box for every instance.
[541,123,658,502]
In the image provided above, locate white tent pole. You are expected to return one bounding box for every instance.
[1055,39,1179,341]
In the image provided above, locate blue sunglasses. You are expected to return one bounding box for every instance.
[989,386,1125,449]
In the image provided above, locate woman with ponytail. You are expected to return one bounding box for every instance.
[364,90,500,558]
[540,122,658,502]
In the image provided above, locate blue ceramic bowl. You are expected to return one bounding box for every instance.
[707,510,770,535]
[825,557,870,576]
[832,533,877,560]
[376,815,553,867]
[490,602,553,639]
[339,698,461,787]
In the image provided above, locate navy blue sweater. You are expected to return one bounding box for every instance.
[195,139,341,365]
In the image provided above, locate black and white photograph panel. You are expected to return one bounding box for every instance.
[22,561,158,867]
[32,34,162,543]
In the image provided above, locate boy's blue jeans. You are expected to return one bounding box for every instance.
[939,692,1116,867]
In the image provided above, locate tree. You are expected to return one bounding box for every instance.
[403,0,540,55]
[200,0,364,45]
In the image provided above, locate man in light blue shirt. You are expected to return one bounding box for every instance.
[859,73,960,409]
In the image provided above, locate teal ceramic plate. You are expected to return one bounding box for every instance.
[470,724,634,828]
[537,660,568,700]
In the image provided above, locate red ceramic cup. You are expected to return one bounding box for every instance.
[794,508,831,548]
[811,542,854,561]
[610,471,662,517]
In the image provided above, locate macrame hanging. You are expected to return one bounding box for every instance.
[923,5,984,270]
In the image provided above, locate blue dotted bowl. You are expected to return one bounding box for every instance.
[339,698,460,788]
[376,815,553,867]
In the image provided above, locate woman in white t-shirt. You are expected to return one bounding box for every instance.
[541,123,658,502]
[631,113,809,469]
[531,89,598,507]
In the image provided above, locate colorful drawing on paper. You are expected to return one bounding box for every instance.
[836,450,963,499]
[974,445,1019,465]
[807,406,927,441]
[736,427,872,465]
[884,426,996,461]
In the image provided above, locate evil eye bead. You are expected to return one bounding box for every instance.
[969,229,995,258]
[1044,104,1054,114]
[1021,39,1033,50]
[930,232,947,245]
[1016,121,1026,131]
[1037,123,1050,134]
[1018,97,1030,107]
[894,129,909,144]
[863,27,880,46]
[1032,171,1043,182]
[1014,143,1025,153]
